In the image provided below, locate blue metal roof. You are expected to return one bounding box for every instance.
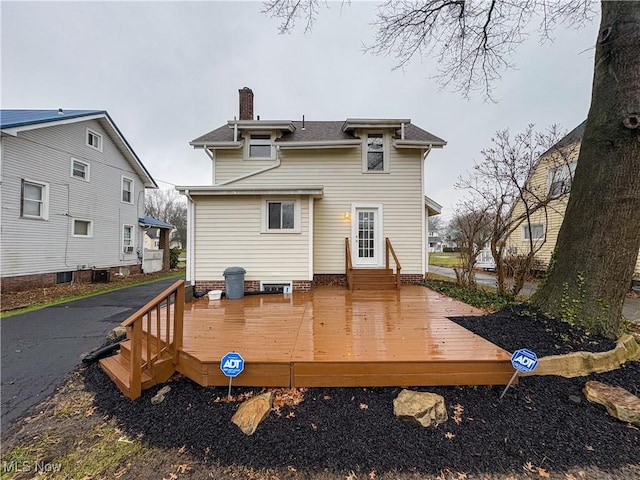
[139,216,173,229]
[0,110,105,129]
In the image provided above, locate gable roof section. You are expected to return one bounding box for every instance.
[190,119,445,149]
[1,109,158,188]
[139,216,173,229]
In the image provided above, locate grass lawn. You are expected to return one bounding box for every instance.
[428,252,462,267]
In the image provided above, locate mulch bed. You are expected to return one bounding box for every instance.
[82,303,640,477]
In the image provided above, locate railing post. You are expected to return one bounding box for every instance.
[385,238,390,270]
[173,281,185,365]
[129,321,142,400]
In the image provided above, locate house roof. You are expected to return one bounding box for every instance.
[0,109,104,128]
[191,120,446,148]
[139,216,173,229]
[1,109,158,188]
[424,196,442,216]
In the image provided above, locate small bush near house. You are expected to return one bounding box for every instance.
[443,247,460,253]
[423,277,516,311]
[169,247,181,269]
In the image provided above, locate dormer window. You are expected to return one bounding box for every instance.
[362,132,389,173]
[248,134,274,159]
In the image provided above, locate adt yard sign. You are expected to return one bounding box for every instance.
[500,348,539,401]
[511,349,539,373]
[220,352,244,377]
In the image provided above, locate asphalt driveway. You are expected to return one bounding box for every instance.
[1,277,183,436]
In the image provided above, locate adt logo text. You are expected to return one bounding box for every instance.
[220,352,245,377]
[510,349,538,373]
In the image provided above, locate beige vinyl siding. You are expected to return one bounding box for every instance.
[506,144,640,278]
[1,120,145,278]
[210,145,424,275]
[214,148,278,184]
[194,196,310,281]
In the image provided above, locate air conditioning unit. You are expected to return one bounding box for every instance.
[124,245,134,253]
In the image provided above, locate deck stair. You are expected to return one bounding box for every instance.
[350,268,397,290]
[346,237,402,290]
[99,280,185,400]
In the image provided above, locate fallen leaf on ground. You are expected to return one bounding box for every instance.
[445,432,455,439]
[537,467,550,477]
[359,403,369,410]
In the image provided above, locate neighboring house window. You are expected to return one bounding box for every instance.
[21,179,49,220]
[70,158,90,181]
[86,128,102,151]
[248,134,274,159]
[548,162,576,197]
[121,176,134,203]
[72,219,93,237]
[522,223,545,241]
[263,199,299,232]
[123,225,134,253]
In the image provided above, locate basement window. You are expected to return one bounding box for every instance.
[260,281,292,293]
[56,271,73,284]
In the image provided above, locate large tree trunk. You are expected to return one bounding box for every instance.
[532,2,640,337]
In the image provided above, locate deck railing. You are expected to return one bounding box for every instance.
[120,279,185,399]
[385,237,402,290]
[345,237,354,291]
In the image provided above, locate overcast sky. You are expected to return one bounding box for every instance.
[1,1,599,220]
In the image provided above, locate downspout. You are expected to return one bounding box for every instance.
[184,189,195,286]
[421,145,432,276]
[205,148,216,185]
[218,145,282,186]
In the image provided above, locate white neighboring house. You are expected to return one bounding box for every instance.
[1,109,157,292]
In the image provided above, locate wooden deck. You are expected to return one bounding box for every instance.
[172,285,514,388]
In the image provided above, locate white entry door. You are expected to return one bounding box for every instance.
[352,205,382,267]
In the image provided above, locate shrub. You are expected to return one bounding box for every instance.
[169,247,181,269]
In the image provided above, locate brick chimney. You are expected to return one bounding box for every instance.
[239,87,254,121]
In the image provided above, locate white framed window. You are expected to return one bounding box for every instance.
[70,158,90,181]
[246,133,275,160]
[548,162,576,197]
[21,179,49,220]
[72,218,93,237]
[362,132,389,173]
[262,199,300,233]
[121,176,134,204]
[522,223,545,241]
[86,128,102,151]
[123,224,134,253]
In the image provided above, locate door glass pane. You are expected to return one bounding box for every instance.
[358,211,375,258]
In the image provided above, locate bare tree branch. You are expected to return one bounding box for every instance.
[262,0,596,100]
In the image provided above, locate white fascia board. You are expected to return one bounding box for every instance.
[342,118,411,131]
[277,140,361,149]
[1,113,106,137]
[424,195,442,215]
[393,139,446,149]
[189,141,243,149]
[176,185,324,198]
[228,120,296,132]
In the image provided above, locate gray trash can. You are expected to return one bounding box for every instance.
[224,267,246,300]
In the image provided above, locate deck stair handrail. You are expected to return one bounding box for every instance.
[120,279,185,399]
[385,237,402,290]
[345,237,354,291]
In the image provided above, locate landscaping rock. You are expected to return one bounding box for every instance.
[393,389,447,428]
[231,391,274,435]
[151,385,171,405]
[584,380,640,426]
[106,326,128,343]
[524,334,640,378]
